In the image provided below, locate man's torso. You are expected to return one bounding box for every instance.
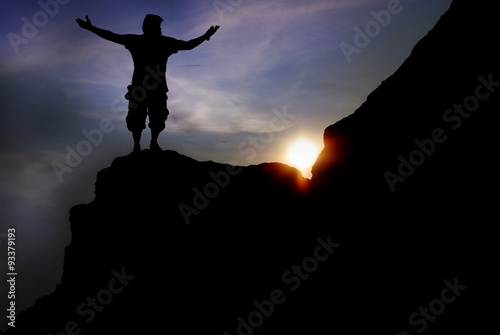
[124,34,181,92]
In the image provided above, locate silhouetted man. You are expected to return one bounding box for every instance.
[76,14,219,152]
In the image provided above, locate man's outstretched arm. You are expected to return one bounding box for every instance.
[178,25,220,51]
[76,16,127,45]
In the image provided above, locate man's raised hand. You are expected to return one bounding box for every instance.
[205,25,220,41]
[76,15,92,30]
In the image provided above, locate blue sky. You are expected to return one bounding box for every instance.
[0,0,452,329]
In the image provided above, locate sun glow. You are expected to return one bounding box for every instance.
[287,139,319,177]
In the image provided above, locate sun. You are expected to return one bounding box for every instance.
[287,139,319,176]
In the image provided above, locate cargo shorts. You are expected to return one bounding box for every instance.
[125,85,169,132]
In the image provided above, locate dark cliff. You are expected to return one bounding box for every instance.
[4,0,498,334]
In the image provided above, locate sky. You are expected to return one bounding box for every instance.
[0,0,452,330]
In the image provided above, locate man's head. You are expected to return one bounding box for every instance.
[142,14,163,35]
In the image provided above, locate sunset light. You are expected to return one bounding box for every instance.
[287,139,319,177]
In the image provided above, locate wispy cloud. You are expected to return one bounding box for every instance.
[161,0,349,136]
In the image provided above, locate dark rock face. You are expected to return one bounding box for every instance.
[8,151,313,334]
[5,1,498,334]
[313,0,499,201]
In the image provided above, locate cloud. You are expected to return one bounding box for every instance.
[157,0,350,137]
[167,74,268,133]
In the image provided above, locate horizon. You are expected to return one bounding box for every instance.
[0,0,452,330]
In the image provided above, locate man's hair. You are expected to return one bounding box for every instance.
[143,14,163,35]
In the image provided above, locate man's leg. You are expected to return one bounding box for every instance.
[148,94,169,151]
[132,130,142,153]
[125,99,147,153]
[150,129,160,149]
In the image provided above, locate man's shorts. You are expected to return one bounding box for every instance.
[125,85,170,132]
